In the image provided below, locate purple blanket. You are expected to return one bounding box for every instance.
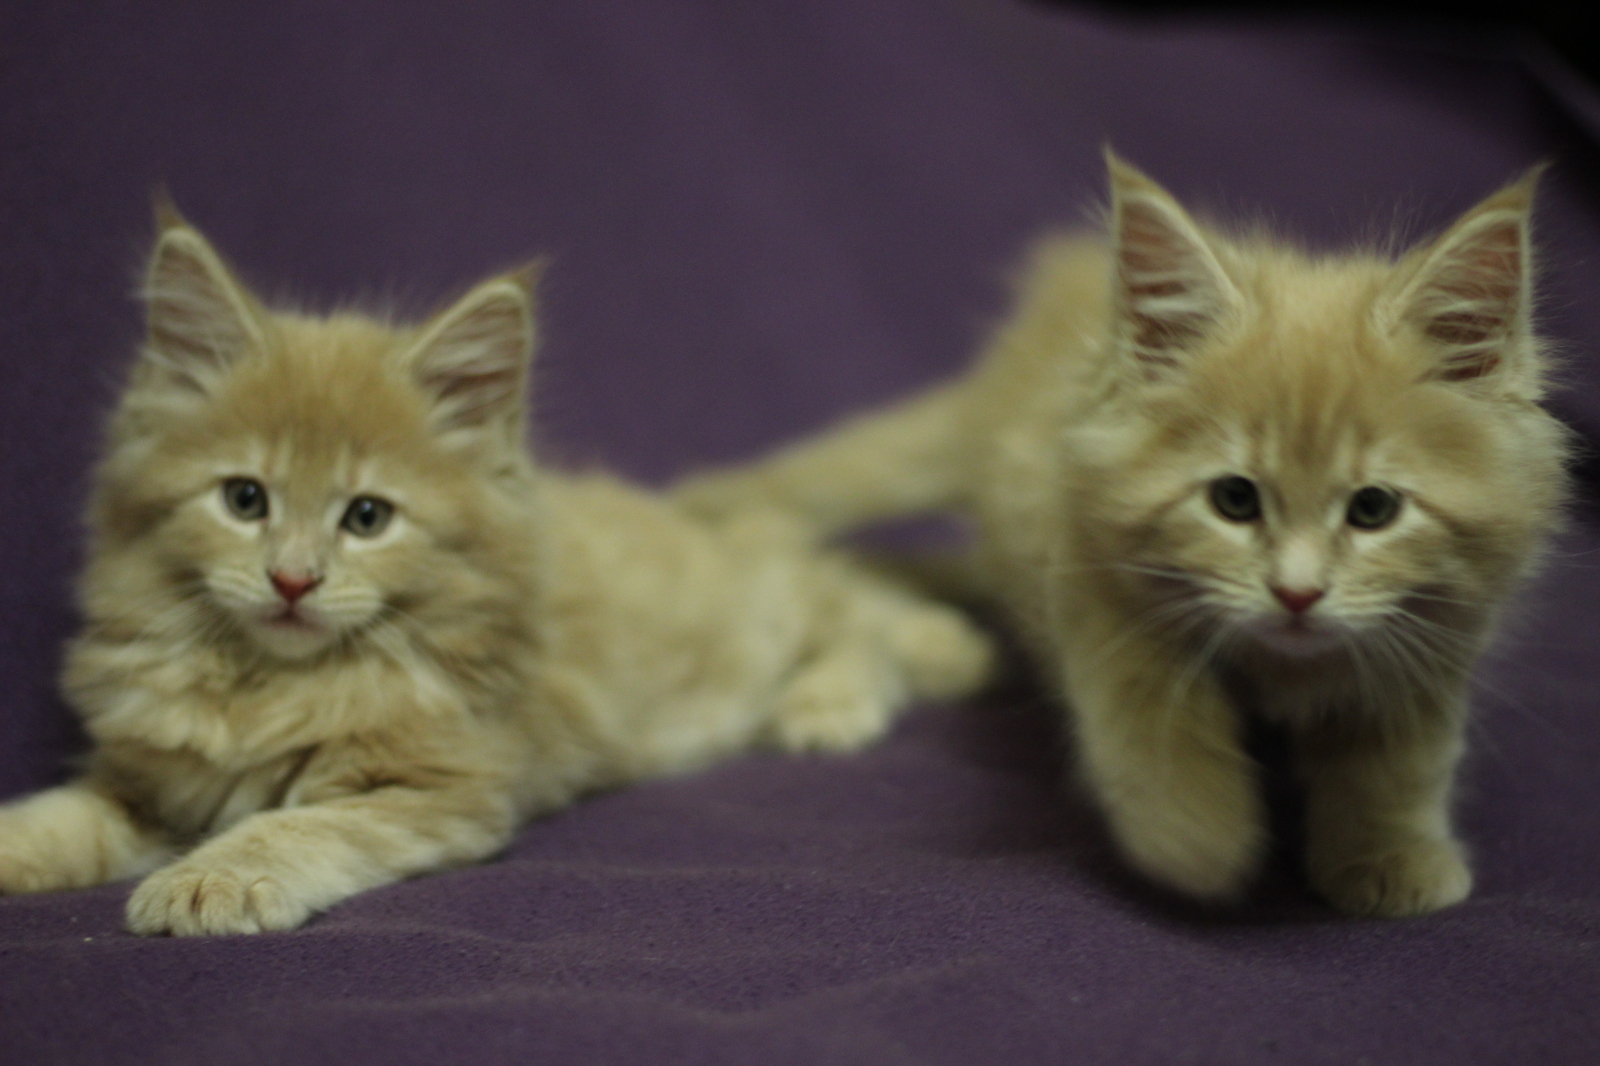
[3,2,1598,1062]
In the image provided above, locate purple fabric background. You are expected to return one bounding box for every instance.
[3,2,1598,1062]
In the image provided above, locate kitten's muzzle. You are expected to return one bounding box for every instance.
[1270,586,1324,615]
[269,571,322,605]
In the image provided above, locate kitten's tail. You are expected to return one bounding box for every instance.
[674,381,971,539]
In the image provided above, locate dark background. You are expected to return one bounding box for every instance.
[1076,0,1598,80]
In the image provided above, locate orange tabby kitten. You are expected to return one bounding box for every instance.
[679,154,1569,916]
[0,208,992,935]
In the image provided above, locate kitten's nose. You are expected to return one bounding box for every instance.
[1271,586,1324,615]
[269,571,321,604]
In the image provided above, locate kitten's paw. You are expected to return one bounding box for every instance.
[0,847,55,895]
[1118,823,1262,903]
[1311,838,1472,918]
[127,861,311,936]
[0,810,54,894]
[770,656,895,753]
[888,607,995,701]
[1104,786,1266,902]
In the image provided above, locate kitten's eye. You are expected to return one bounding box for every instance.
[222,478,268,521]
[1209,476,1261,523]
[1347,486,1402,530]
[341,496,394,538]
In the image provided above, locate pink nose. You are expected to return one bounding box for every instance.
[1272,586,1324,615]
[270,571,321,604]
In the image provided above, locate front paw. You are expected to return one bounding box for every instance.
[1115,816,1264,903]
[127,860,311,936]
[1100,779,1267,903]
[0,848,55,895]
[0,808,61,894]
[1310,838,1472,918]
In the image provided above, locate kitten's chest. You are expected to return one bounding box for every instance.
[95,741,318,840]
[68,635,454,766]
[1223,651,1373,723]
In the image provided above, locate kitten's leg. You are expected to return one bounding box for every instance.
[125,782,517,936]
[675,383,970,537]
[1297,707,1471,918]
[1066,629,1266,901]
[0,780,171,893]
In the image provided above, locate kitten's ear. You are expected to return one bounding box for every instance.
[140,199,266,395]
[1107,151,1241,377]
[1382,167,1542,393]
[402,263,541,440]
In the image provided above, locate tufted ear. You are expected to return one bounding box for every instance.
[1106,150,1241,378]
[401,264,541,442]
[139,199,266,396]
[1383,167,1542,393]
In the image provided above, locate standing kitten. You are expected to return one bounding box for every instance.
[679,154,1569,916]
[0,208,992,935]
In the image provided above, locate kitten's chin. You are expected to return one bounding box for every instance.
[248,612,339,660]
[1239,616,1344,659]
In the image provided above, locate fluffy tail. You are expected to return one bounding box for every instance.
[674,381,970,539]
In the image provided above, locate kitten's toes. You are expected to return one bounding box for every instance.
[1311,838,1472,918]
[770,655,896,753]
[0,849,55,895]
[127,861,310,936]
[1105,789,1266,903]
[888,607,995,701]
[1120,827,1261,903]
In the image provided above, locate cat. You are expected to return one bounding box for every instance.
[677,153,1570,917]
[0,205,993,936]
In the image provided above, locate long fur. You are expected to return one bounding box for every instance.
[0,213,993,935]
[678,154,1569,916]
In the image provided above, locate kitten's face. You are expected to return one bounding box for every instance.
[146,333,459,660]
[93,218,536,662]
[1082,157,1565,664]
[1093,336,1557,662]
[183,450,411,661]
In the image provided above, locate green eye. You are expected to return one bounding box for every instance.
[222,478,268,520]
[1209,476,1261,523]
[1347,486,1402,530]
[341,496,394,538]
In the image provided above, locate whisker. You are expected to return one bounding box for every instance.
[1085,593,1212,670]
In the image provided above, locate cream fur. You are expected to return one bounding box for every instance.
[0,212,993,935]
[678,155,1569,917]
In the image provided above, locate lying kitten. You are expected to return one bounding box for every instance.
[679,154,1569,916]
[0,207,992,935]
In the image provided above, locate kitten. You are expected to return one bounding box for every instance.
[678,154,1570,916]
[0,207,993,935]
